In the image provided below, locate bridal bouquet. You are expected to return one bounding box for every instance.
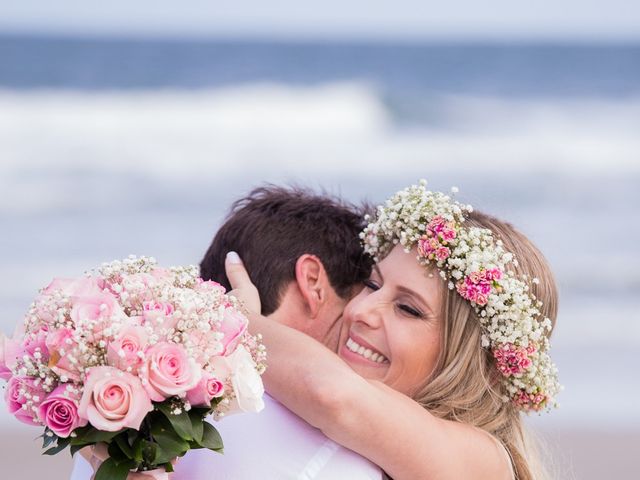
[0,256,266,479]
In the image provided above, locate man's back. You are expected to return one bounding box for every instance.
[174,394,382,480]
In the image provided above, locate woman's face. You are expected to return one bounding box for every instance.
[338,245,443,397]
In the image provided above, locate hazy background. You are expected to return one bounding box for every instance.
[1,2,639,479]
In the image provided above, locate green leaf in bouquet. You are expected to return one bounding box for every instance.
[149,416,190,464]
[108,439,135,466]
[200,422,224,453]
[43,436,71,455]
[70,425,125,446]
[188,410,204,444]
[95,457,137,480]
[130,436,144,463]
[141,439,157,465]
[156,401,194,441]
[152,433,190,465]
[114,432,135,460]
[40,428,57,449]
[127,428,139,448]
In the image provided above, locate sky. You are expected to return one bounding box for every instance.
[1,0,639,41]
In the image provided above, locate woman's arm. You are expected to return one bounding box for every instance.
[226,254,511,480]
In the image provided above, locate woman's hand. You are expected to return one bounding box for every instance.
[225,252,261,314]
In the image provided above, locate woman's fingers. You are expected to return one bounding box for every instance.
[225,252,250,289]
[225,252,261,313]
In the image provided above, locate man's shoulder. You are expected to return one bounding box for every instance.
[214,394,331,449]
[173,395,383,479]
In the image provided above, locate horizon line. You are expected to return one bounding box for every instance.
[1,26,640,46]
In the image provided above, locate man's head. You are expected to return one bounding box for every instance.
[200,185,373,345]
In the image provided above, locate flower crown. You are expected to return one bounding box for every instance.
[360,180,561,412]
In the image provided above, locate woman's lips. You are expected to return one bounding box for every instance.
[344,334,389,364]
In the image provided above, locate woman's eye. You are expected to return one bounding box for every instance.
[363,280,380,291]
[398,304,423,318]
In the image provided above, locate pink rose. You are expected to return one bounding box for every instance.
[435,246,450,261]
[0,332,21,380]
[38,384,87,437]
[186,372,225,407]
[475,293,488,306]
[142,301,177,329]
[150,268,172,282]
[78,366,153,431]
[46,328,82,382]
[195,280,226,294]
[70,291,125,337]
[107,325,149,373]
[143,301,174,317]
[219,308,248,355]
[188,328,224,365]
[494,343,534,377]
[469,271,482,283]
[479,282,492,295]
[5,376,47,425]
[485,268,503,281]
[23,327,49,357]
[139,342,201,402]
[44,277,104,297]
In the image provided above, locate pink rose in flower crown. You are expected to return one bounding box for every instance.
[78,366,153,431]
[38,384,87,437]
[70,291,126,337]
[426,216,457,243]
[139,342,201,402]
[186,372,225,407]
[435,246,451,261]
[219,308,248,355]
[46,328,82,382]
[474,293,488,306]
[106,325,149,373]
[417,236,438,259]
[5,375,47,425]
[493,343,534,377]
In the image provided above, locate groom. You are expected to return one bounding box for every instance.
[174,185,381,479]
[69,185,381,479]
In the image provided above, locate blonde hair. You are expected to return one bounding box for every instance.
[413,210,557,480]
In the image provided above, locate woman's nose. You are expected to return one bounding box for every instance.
[349,292,385,329]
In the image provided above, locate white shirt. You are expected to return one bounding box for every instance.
[70,394,382,480]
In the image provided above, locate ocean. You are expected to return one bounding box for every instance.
[0,33,639,432]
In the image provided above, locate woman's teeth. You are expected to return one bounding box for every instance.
[346,337,388,364]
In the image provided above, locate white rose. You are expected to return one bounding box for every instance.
[227,345,265,414]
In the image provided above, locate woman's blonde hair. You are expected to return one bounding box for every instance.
[413,210,558,480]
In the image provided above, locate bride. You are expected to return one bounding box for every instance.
[225,181,559,479]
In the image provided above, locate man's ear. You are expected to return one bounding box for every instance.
[294,254,328,318]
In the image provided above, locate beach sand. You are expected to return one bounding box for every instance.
[0,426,636,479]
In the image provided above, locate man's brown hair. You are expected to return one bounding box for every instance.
[200,185,373,315]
